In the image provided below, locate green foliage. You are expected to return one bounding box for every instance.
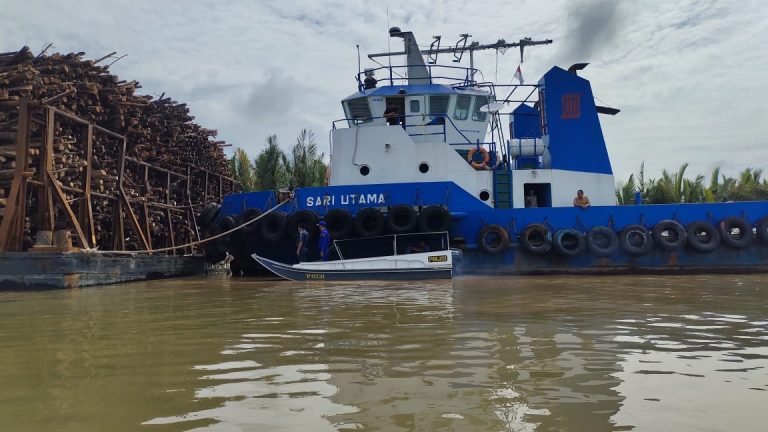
[253,135,289,191]
[230,147,257,192]
[615,173,636,205]
[285,129,327,188]
[619,163,768,204]
[228,129,328,192]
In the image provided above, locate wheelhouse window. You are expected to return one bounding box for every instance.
[409,99,420,113]
[472,96,490,122]
[429,95,450,116]
[453,94,471,120]
[347,97,372,123]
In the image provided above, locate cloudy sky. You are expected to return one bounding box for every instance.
[2,0,767,181]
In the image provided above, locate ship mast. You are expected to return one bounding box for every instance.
[368,30,553,78]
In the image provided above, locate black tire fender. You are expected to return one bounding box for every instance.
[325,208,354,239]
[288,210,319,238]
[259,211,288,243]
[354,207,386,237]
[197,203,220,230]
[719,217,754,248]
[238,208,263,235]
[386,205,418,234]
[620,224,653,256]
[757,216,768,243]
[418,205,452,232]
[520,223,552,255]
[586,226,619,257]
[686,221,721,253]
[554,228,586,258]
[652,219,687,251]
[477,224,510,254]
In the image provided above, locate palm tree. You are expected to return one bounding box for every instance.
[230,147,257,192]
[615,173,636,205]
[253,135,288,191]
[285,129,326,188]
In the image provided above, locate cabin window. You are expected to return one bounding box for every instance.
[409,99,420,113]
[472,96,489,122]
[429,95,450,115]
[347,97,372,123]
[453,94,471,120]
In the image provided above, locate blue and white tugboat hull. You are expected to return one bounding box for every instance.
[199,29,768,277]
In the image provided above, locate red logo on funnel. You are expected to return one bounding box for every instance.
[561,93,581,119]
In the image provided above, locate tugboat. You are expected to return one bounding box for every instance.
[200,27,768,276]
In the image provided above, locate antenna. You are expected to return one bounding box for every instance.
[427,36,441,64]
[356,44,361,76]
[386,3,392,72]
[453,34,470,63]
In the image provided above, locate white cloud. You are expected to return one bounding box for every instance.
[1,0,767,182]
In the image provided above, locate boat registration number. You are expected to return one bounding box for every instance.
[305,273,325,280]
[428,255,448,263]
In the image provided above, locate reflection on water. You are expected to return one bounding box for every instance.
[0,275,766,431]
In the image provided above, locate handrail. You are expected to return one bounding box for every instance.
[331,113,482,148]
[358,64,481,89]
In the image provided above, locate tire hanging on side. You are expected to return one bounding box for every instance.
[288,210,319,238]
[619,224,653,256]
[477,224,510,254]
[386,205,418,234]
[417,205,451,233]
[196,203,220,230]
[586,226,619,257]
[238,208,263,236]
[757,216,768,243]
[719,217,754,248]
[554,228,586,258]
[325,208,354,239]
[520,223,552,255]
[686,221,721,253]
[259,211,288,243]
[354,208,385,237]
[652,219,687,251]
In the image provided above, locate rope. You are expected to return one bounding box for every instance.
[84,199,289,255]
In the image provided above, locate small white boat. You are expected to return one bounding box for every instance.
[251,232,456,281]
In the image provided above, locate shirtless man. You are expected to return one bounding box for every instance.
[573,189,591,208]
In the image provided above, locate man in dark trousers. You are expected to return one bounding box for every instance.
[383,104,400,126]
[296,223,309,263]
[318,221,331,261]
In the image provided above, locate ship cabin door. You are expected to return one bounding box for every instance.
[404,95,429,142]
[385,97,405,127]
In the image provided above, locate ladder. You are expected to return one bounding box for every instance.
[493,168,513,209]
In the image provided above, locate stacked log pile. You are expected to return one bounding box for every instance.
[0,46,239,251]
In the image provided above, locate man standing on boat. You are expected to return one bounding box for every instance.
[318,221,331,261]
[296,223,309,263]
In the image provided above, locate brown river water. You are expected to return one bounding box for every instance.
[0,274,766,431]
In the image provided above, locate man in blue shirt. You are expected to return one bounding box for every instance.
[296,223,309,263]
[318,221,331,261]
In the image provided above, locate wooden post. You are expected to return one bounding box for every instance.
[0,101,31,252]
[116,137,149,250]
[47,170,90,249]
[36,107,55,232]
[142,164,152,251]
[81,124,95,246]
[165,171,175,254]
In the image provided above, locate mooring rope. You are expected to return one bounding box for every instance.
[84,199,289,255]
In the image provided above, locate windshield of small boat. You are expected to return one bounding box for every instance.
[333,232,450,260]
